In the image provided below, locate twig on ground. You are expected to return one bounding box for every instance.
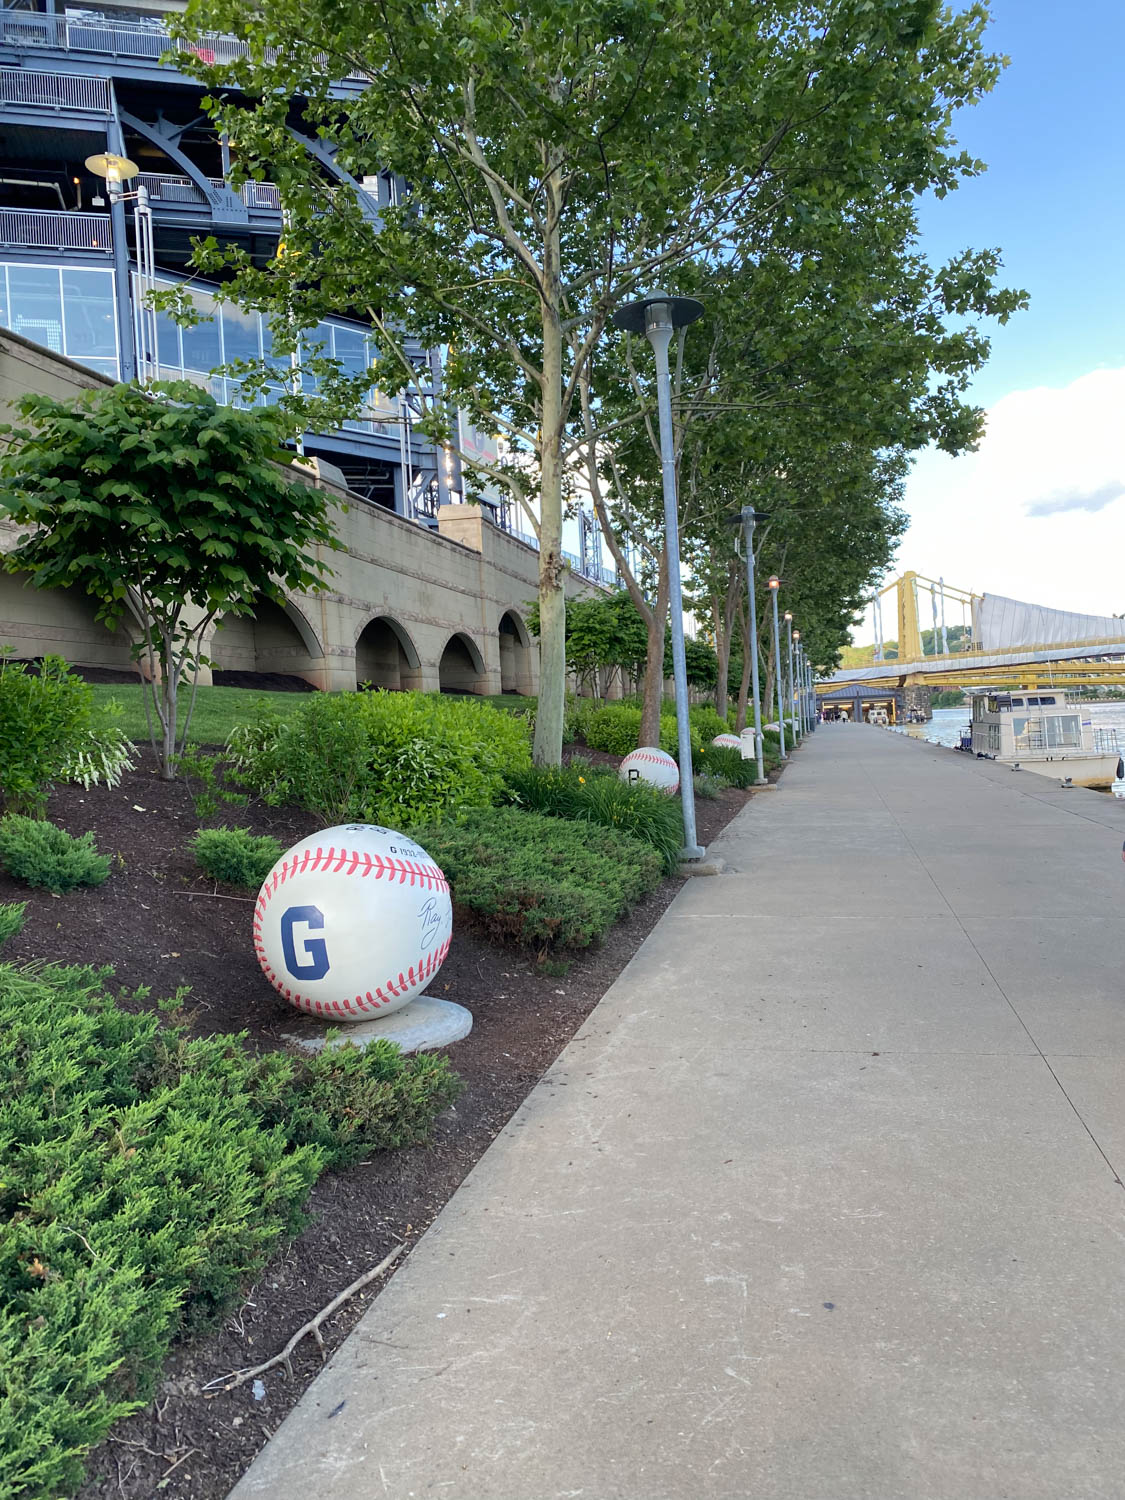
[174,890,255,902]
[202,1244,406,1395]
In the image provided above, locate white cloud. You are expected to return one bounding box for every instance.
[880,367,1125,629]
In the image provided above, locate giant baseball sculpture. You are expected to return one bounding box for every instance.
[619,746,679,795]
[712,733,742,750]
[254,824,452,1020]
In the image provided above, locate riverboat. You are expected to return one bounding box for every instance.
[959,690,1121,788]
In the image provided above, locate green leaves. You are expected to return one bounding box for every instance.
[0,381,339,777]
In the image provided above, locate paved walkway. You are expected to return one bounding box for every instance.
[231,728,1125,1500]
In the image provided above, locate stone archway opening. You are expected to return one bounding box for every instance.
[498,610,534,696]
[438,631,486,695]
[210,599,323,689]
[356,616,422,691]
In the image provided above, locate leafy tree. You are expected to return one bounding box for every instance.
[0,382,338,777]
[169,0,1014,766]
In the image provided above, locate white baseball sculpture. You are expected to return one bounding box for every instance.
[712,733,742,749]
[619,746,679,795]
[254,824,452,1020]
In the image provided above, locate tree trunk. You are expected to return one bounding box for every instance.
[531,276,566,766]
[639,551,670,746]
[160,635,177,780]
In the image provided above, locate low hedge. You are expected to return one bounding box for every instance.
[0,815,110,894]
[583,704,702,759]
[504,764,682,873]
[412,807,662,950]
[190,825,283,889]
[0,964,460,1498]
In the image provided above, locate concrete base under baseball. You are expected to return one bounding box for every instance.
[283,996,473,1056]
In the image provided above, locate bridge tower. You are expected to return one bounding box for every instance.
[896,572,924,664]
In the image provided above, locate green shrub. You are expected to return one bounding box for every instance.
[175,744,249,820]
[564,695,601,745]
[0,655,96,815]
[0,901,25,949]
[412,807,662,950]
[689,705,730,743]
[693,771,726,800]
[191,826,283,889]
[696,743,761,789]
[0,962,460,1498]
[584,703,643,754]
[0,815,110,893]
[228,689,531,825]
[504,764,682,873]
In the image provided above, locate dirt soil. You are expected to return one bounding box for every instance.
[0,748,757,1500]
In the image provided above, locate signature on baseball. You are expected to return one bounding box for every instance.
[418,897,444,951]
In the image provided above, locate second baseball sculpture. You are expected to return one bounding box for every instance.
[254,824,453,1019]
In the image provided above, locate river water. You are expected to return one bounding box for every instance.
[893,703,1125,749]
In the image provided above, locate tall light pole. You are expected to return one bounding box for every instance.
[784,611,796,743]
[86,151,155,380]
[739,506,769,786]
[613,293,705,859]
[793,630,805,735]
[768,575,786,760]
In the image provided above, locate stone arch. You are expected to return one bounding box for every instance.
[438,631,486,695]
[498,609,534,696]
[210,598,324,687]
[0,569,138,670]
[355,615,422,691]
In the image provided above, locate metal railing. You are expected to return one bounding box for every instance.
[0,206,111,251]
[135,173,282,211]
[0,66,112,112]
[0,11,368,82]
[1093,727,1120,754]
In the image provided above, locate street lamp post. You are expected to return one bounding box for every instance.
[793,630,804,735]
[739,506,769,785]
[85,151,156,381]
[768,576,786,760]
[612,293,705,859]
[784,611,796,744]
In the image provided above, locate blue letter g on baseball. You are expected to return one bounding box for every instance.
[280,905,330,979]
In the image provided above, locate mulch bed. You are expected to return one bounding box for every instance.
[0,745,758,1500]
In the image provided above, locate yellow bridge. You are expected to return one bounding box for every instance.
[819,572,1125,720]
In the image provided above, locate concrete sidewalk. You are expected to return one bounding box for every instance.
[231,728,1125,1500]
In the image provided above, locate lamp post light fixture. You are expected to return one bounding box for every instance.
[767,575,786,760]
[85,151,157,383]
[793,630,805,736]
[784,611,796,743]
[738,506,770,785]
[612,293,705,859]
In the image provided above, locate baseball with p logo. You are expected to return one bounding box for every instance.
[254,824,452,1020]
[618,746,679,795]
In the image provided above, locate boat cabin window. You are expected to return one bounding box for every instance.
[1026,695,1057,706]
[1011,697,1025,706]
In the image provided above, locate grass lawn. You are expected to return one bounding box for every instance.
[88,684,316,744]
[89,685,539,745]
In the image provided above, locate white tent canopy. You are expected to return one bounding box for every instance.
[972,594,1125,652]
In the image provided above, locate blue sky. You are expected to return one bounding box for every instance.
[871,0,1125,625]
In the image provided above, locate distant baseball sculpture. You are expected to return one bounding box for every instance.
[712,733,742,749]
[619,746,679,795]
[254,824,453,1020]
